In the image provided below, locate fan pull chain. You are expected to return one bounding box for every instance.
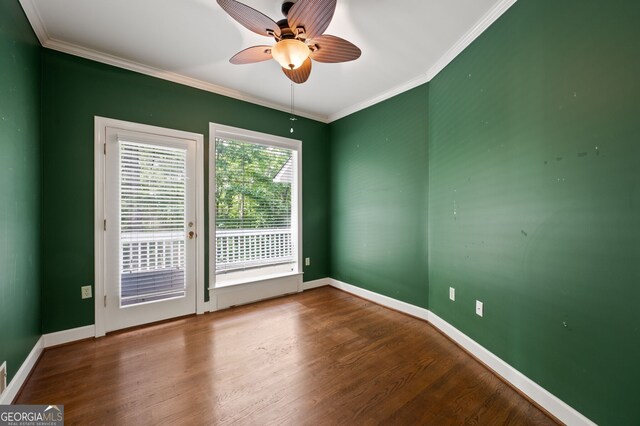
[290,82,297,134]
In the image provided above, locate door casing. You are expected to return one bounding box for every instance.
[94,116,205,336]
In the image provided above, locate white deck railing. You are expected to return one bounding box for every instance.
[216,228,293,272]
[120,231,185,305]
[121,231,184,274]
[119,229,294,275]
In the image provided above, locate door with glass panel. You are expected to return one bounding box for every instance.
[104,127,196,332]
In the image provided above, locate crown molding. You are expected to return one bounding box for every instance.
[328,0,518,122]
[20,0,517,125]
[43,38,330,123]
[18,0,328,124]
[18,0,49,45]
[327,73,431,123]
[424,0,518,82]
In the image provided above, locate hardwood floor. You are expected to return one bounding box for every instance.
[18,287,558,425]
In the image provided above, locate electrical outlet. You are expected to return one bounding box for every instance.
[0,361,7,394]
[305,257,311,266]
[476,300,483,317]
[449,287,455,301]
[81,285,93,299]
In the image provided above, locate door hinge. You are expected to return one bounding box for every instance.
[104,219,107,231]
[103,143,106,155]
[104,295,107,307]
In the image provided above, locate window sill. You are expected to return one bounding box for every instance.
[210,271,303,290]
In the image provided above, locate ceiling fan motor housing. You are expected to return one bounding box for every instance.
[281,1,296,17]
[276,19,296,39]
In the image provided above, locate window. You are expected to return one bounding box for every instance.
[119,140,188,305]
[210,125,301,287]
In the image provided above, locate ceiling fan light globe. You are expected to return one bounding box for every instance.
[271,39,310,70]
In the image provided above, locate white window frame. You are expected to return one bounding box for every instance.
[208,123,303,308]
[94,117,206,337]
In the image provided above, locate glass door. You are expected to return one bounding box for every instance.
[104,127,196,332]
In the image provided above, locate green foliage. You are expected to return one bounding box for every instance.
[215,139,292,229]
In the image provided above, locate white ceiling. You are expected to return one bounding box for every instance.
[20,0,514,122]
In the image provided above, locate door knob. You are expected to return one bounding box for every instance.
[188,231,195,239]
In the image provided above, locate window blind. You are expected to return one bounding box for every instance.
[215,138,295,273]
[119,141,187,306]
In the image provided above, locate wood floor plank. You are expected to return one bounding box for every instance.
[17,287,558,425]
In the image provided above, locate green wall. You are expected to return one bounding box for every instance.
[330,1,639,424]
[3,0,637,422]
[0,1,41,382]
[428,1,639,425]
[40,50,331,333]
[330,85,429,308]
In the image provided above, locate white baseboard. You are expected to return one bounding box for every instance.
[301,278,331,291]
[428,313,595,426]
[327,278,595,426]
[1,280,595,424]
[328,279,430,321]
[0,336,44,405]
[43,325,96,348]
[0,326,96,404]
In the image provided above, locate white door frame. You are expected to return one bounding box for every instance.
[94,116,206,337]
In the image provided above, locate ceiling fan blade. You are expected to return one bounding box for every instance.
[230,45,273,64]
[287,0,336,39]
[217,0,281,37]
[282,57,312,84]
[309,35,361,63]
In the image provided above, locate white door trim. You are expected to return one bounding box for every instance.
[94,117,205,337]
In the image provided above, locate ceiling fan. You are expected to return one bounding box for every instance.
[217,0,361,84]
